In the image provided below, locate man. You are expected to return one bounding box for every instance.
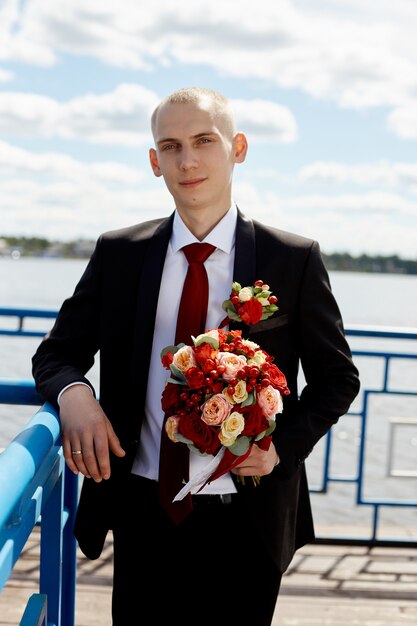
[32,87,360,625]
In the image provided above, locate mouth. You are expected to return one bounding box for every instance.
[179,177,206,188]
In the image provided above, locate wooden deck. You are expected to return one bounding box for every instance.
[1,527,417,625]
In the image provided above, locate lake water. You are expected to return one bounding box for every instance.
[1,256,417,536]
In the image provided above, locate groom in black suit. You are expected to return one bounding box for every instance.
[32,87,360,626]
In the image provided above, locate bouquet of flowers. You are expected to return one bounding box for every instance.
[160,280,290,500]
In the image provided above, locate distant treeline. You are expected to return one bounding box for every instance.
[322,252,417,275]
[1,236,417,274]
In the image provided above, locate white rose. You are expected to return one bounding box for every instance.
[238,287,252,302]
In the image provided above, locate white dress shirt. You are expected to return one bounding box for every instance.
[131,205,238,495]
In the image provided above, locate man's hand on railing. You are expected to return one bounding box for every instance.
[58,385,126,481]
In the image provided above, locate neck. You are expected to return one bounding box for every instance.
[176,205,230,240]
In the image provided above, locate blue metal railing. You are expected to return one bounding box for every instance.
[0,307,57,338]
[309,322,417,545]
[0,370,78,625]
[1,306,417,623]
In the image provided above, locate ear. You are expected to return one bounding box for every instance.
[149,148,162,177]
[233,132,248,164]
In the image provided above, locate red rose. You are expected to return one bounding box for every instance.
[194,343,218,366]
[161,352,174,370]
[262,363,290,394]
[237,299,263,325]
[184,367,205,389]
[179,412,220,455]
[238,404,270,437]
[161,382,182,413]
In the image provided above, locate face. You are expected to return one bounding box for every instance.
[149,101,247,220]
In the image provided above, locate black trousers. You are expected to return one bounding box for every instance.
[111,474,282,626]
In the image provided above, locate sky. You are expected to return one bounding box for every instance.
[1,0,417,258]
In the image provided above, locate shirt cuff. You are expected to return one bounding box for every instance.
[57,382,93,406]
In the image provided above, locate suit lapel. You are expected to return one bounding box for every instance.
[132,213,174,390]
[230,209,256,332]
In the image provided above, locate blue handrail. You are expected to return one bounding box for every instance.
[0,397,78,626]
[0,307,57,338]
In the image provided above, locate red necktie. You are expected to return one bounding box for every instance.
[159,242,216,524]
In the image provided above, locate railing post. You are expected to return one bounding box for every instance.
[19,593,47,626]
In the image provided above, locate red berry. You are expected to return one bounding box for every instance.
[269,295,278,304]
[231,295,240,305]
[254,280,264,287]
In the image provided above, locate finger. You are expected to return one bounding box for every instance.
[107,422,126,458]
[62,435,81,475]
[92,432,112,481]
[77,437,103,482]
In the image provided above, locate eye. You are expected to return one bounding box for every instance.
[197,137,211,145]
[161,143,178,151]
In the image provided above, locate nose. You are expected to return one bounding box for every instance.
[179,147,198,171]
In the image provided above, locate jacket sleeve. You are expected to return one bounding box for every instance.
[31,238,103,408]
[274,240,360,477]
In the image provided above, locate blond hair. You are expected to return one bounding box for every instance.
[151,87,236,139]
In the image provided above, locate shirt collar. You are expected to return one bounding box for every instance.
[171,204,237,254]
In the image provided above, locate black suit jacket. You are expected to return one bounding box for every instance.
[32,209,360,571]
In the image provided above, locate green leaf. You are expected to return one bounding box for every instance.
[174,433,194,445]
[232,281,242,292]
[169,364,187,381]
[167,376,187,385]
[193,334,219,349]
[222,305,241,322]
[228,436,251,456]
[187,444,209,456]
[241,392,255,407]
[160,344,178,359]
[254,429,267,441]
[265,419,276,436]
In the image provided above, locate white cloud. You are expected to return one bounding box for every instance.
[3,0,417,122]
[233,182,417,257]
[0,84,158,144]
[299,160,417,190]
[0,140,146,183]
[232,99,297,143]
[386,104,417,139]
[0,86,297,145]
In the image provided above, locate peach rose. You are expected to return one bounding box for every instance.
[216,352,247,381]
[201,394,232,426]
[165,415,180,442]
[257,385,283,418]
[172,345,197,372]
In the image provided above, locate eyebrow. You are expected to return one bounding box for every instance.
[156,131,218,146]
